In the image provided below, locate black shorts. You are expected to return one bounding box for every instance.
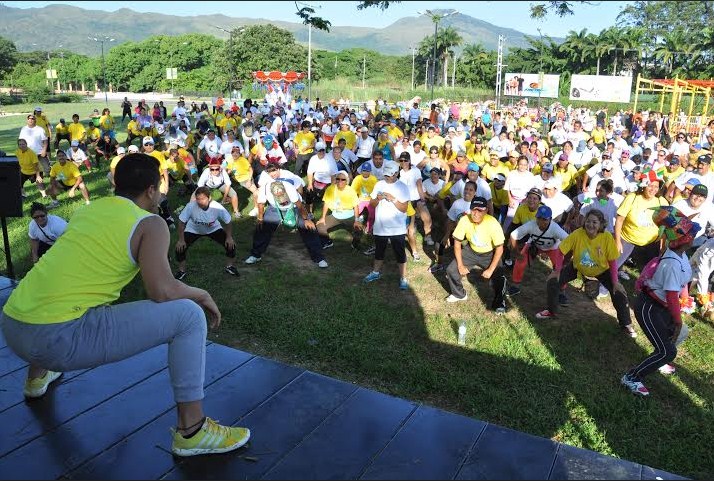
[21,172,41,185]
[56,182,75,191]
[175,230,235,261]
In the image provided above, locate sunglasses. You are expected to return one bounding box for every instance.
[336,177,348,182]
[400,159,410,163]
[209,168,220,171]
[28,117,36,120]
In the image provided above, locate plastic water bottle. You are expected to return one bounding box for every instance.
[458,321,467,346]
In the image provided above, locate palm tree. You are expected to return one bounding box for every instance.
[560,29,589,71]
[457,43,494,87]
[655,29,687,74]
[438,26,463,87]
[583,32,610,75]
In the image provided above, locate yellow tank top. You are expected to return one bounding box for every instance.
[3,197,153,324]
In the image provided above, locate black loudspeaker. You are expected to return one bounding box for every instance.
[0,157,22,218]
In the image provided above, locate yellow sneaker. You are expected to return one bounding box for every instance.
[24,371,63,398]
[171,417,250,457]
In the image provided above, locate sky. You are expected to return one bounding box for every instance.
[2,1,625,36]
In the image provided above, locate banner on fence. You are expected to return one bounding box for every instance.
[569,75,633,103]
[504,73,560,98]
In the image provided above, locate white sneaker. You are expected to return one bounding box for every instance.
[317,260,328,268]
[658,363,676,375]
[244,255,261,265]
[618,270,631,281]
[248,207,259,217]
[47,200,60,209]
[446,294,468,303]
[597,285,609,299]
[424,235,434,246]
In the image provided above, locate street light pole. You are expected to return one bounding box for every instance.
[409,46,416,91]
[537,28,543,110]
[296,2,321,103]
[89,36,115,105]
[420,9,457,103]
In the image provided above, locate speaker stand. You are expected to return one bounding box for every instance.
[1,216,15,281]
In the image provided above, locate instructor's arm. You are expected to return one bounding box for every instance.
[133,216,222,328]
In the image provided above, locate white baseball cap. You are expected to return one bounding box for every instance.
[382,161,400,177]
[128,145,140,153]
[315,141,327,151]
[116,146,126,154]
[142,136,155,145]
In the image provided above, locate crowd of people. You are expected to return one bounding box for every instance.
[6,93,713,434]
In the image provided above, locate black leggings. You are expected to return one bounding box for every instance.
[628,293,677,381]
[175,230,235,262]
[374,234,407,263]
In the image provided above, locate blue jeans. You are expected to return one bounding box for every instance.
[0,299,207,403]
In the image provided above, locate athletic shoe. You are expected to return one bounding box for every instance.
[494,307,506,315]
[322,241,334,250]
[558,293,570,306]
[446,294,468,303]
[623,325,638,338]
[47,200,60,209]
[620,373,649,396]
[399,278,409,290]
[363,271,381,283]
[175,270,187,280]
[171,417,251,457]
[248,207,259,217]
[412,252,422,262]
[507,286,521,297]
[618,270,631,281]
[597,285,609,299]
[233,212,242,220]
[363,246,376,256]
[658,363,676,375]
[224,265,239,276]
[503,258,513,267]
[535,309,555,319]
[24,371,62,398]
[424,235,435,246]
[244,256,261,265]
[317,260,329,268]
[428,263,445,273]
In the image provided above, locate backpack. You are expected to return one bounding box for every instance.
[635,254,680,293]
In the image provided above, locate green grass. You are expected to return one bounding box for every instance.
[1,103,713,479]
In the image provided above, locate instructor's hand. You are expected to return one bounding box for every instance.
[199,292,222,329]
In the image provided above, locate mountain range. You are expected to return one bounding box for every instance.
[0,3,547,57]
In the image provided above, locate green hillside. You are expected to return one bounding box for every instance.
[0,3,540,56]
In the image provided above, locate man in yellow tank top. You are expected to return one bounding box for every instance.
[0,154,250,457]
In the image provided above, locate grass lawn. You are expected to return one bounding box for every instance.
[1,103,713,479]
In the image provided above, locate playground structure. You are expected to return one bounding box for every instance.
[633,74,714,139]
[251,70,306,106]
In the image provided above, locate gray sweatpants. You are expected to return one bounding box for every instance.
[0,299,207,403]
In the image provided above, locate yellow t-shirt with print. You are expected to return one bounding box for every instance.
[591,128,606,145]
[99,114,115,131]
[68,122,87,142]
[469,147,489,167]
[663,166,684,184]
[294,131,316,155]
[616,193,668,246]
[387,126,404,142]
[213,112,226,127]
[322,184,359,216]
[86,126,101,142]
[422,135,445,152]
[50,161,81,186]
[559,227,618,278]
[127,120,141,136]
[218,117,239,134]
[146,150,168,174]
[16,148,39,175]
[226,156,251,182]
[554,165,578,191]
[351,174,378,202]
[513,203,540,225]
[482,162,511,182]
[453,214,505,254]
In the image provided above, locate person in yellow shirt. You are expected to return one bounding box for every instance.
[16,138,47,198]
[108,146,127,189]
[352,162,378,236]
[33,106,52,141]
[294,121,316,176]
[316,170,363,249]
[217,110,238,138]
[53,118,71,150]
[85,123,101,156]
[99,107,116,139]
[553,152,579,194]
[467,137,489,166]
[421,126,445,152]
[614,171,668,272]
[142,136,174,228]
[536,209,634,337]
[164,145,198,194]
[224,145,258,216]
[591,124,607,150]
[47,150,90,207]
[125,115,142,147]
[1,153,250,456]
[68,114,87,149]
[386,118,404,144]
[481,151,511,181]
[490,173,509,223]
[212,107,226,130]
[332,119,357,151]
[445,196,507,313]
[662,156,685,187]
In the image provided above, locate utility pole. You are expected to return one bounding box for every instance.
[409,46,416,91]
[495,35,506,109]
[424,59,429,91]
[296,2,320,102]
[452,55,457,88]
[362,55,366,89]
[419,9,458,103]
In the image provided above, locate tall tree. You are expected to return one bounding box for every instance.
[0,35,18,79]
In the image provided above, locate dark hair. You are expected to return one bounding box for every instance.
[114,153,161,198]
[584,209,607,233]
[30,202,47,217]
[194,186,212,199]
[596,178,614,195]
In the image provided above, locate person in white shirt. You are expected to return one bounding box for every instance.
[361,150,386,180]
[450,163,493,214]
[504,156,535,229]
[362,161,411,289]
[28,202,67,263]
[398,151,433,256]
[670,133,691,158]
[244,164,327,267]
[66,140,92,173]
[541,178,574,225]
[334,140,359,173]
[19,113,50,176]
[673,154,714,204]
[583,159,627,196]
[195,162,241,219]
[174,186,237,280]
[306,141,338,214]
[579,178,622,234]
[197,129,222,165]
[219,130,239,158]
[355,126,375,167]
[507,205,568,297]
